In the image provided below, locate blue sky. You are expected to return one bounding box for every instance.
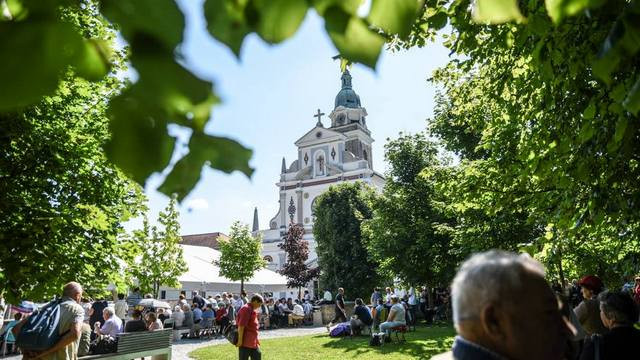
[130,0,451,236]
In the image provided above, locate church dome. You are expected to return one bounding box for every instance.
[334,70,361,109]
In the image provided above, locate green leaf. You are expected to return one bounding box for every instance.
[0,20,82,110]
[368,0,421,38]
[592,19,624,84]
[130,55,217,131]
[623,76,640,115]
[159,133,253,200]
[104,87,176,185]
[427,11,448,31]
[73,39,111,81]
[473,0,524,24]
[324,7,384,69]
[613,116,628,144]
[313,0,362,16]
[583,101,596,119]
[545,0,605,24]
[252,0,308,44]
[203,0,251,56]
[101,0,184,51]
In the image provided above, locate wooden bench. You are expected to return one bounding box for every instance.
[80,328,172,360]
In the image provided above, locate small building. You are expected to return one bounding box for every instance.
[158,244,291,301]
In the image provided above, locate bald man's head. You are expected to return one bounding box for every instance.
[63,282,83,302]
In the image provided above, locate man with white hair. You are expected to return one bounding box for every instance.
[433,250,570,360]
[94,306,123,338]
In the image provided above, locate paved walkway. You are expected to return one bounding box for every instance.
[0,326,328,360]
[172,326,327,359]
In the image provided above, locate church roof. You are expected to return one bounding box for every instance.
[294,125,346,147]
[181,232,228,250]
[334,70,361,109]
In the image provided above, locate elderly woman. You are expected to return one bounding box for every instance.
[171,305,185,328]
[146,312,163,331]
[579,291,640,359]
[574,275,608,336]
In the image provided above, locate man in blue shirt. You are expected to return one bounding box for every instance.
[350,298,373,335]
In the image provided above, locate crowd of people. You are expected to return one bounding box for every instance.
[2,250,640,360]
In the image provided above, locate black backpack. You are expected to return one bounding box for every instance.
[16,299,65,351]
[369,333,382,346]
[90,335,118,354]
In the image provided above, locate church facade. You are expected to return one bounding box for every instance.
[253,69,384,283]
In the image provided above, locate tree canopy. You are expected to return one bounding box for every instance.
[129,195,187,298]
[313,182,384,300]
[415,0,640,285]
[217,221,265,293]
[0,4,145,303]
[279,223,320,297]
[363,133,457,287]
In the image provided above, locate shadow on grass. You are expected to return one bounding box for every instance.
[318,324,455,359]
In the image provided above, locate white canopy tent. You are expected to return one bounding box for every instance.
[159,244,291,299]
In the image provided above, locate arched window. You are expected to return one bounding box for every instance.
[263,255,273,263]
[363,149,368,161]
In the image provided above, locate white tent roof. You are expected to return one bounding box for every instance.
[177,245,289,293]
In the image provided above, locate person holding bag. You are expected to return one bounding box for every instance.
[236,294,264,360]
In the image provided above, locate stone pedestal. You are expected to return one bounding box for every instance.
[319,302,355,324]
[313,310,323,326]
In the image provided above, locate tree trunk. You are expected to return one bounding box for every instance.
[240,279,244,294]
[298,286,301,300]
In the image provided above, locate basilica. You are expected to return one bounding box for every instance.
[253,69,384,284]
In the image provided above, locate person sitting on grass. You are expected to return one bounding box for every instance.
[378,295,405,341]
[432,251,570,360]
[350,298,373,336]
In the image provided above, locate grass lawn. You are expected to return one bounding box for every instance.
[190,324,455,360]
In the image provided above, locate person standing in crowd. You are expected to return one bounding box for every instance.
[81,298,92,323]
[328,288,347,328]
[370,287,382,306]
[114,293,128,320]
[125,309,148,332]
[303,290,311,302]
[193,293,206,309]
[350,298,373,336]
[178,294,188,308]
[379,295,405,340]
[419,286,431,325]
[94,307,123,338]
[146,312,163,331]
[384,287,392,307]
[241,291,249,305]
[432,251,570,360]
[407,287,418,326]
[126,287,142,315]
[580,291,640,360]
[575,275,608,336]
[14,282,86,359]
[236,294,265,360]
[88,297,108,340]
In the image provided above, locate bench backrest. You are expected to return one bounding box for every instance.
[116,329,172,353]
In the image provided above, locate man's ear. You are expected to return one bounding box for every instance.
[480,304,506,341]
